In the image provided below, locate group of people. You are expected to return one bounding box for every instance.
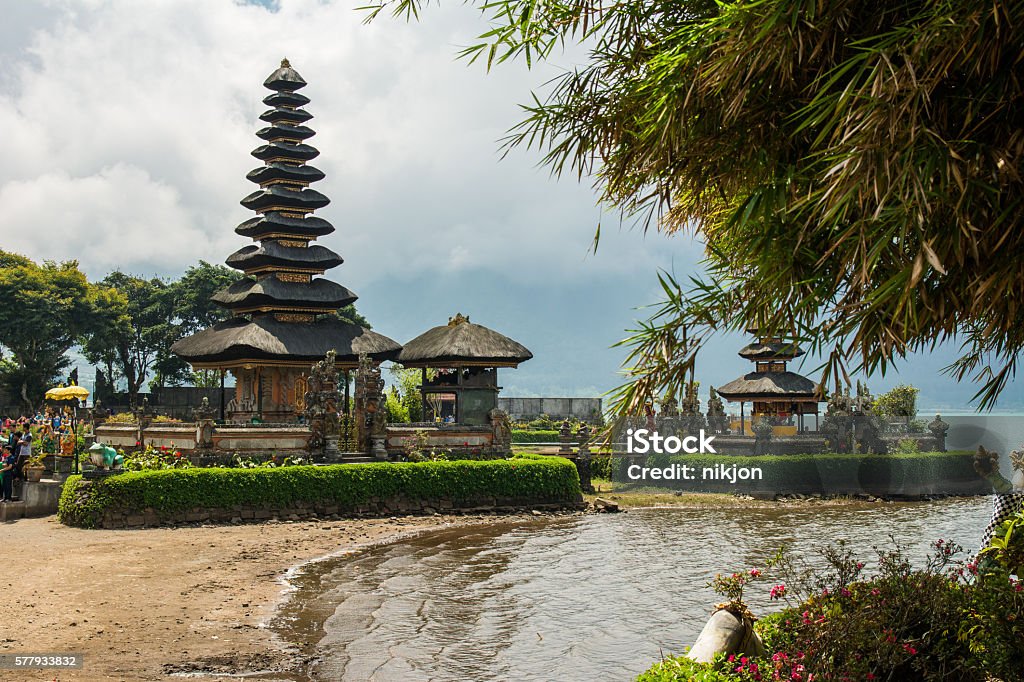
[1,417,35,502]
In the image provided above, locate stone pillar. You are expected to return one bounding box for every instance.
[576,424,594,494]
[558,419,573,456]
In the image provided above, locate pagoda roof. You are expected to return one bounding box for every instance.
[170,315,401,366]
[226,242,343,273]
[235,212,334,240]
[240,185,329,212]
[263,91,309,108]
[398,314,532,367]
[263,59,307,92]
[256,123,316,142]
[738,341,804,360]
[717,371,819,401]
[251,141,319,163]
[260,107,313,125]
[246,162,325,186]
[212,275,356,311]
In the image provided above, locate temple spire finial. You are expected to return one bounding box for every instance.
[281,57,291,68]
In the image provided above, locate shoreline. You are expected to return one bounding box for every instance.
[0,495,986,681]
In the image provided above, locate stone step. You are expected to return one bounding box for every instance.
[0,501,26,522]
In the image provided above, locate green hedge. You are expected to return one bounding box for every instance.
[614,451,987,495]
[58,458,582,529]
[511,429,561,443]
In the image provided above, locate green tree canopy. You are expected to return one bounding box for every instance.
[0,251,113,409]
[369,0,1024,410]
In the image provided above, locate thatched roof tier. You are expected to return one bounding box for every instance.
[717,371,819,401]
[246,163,325,186]
[211,276,356,311]
[263,90,309,108]
[240,185,329,212]
[256,123,316,143]
[399,314,532,367]
[171,316,400,367]
[251,141,320,163]
[259,107,313,126]
[738,341,804,361]
[235,212,334,241]
[263,59,307,92]
[225,242,342,274]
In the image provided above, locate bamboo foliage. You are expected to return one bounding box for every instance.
[367,0,1024,410]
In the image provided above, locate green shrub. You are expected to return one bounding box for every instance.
[58,457,582,529]
[512,429,560,443]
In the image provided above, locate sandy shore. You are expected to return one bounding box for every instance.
[0,513,529,682]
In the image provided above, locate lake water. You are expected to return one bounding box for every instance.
[274,497,993,682]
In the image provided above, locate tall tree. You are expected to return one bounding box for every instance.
[369,0,1024,410]
[0,251,110,409]
[82,272,174,404]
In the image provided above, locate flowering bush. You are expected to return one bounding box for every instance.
[641,536,1024,682]
[121,445,193,471]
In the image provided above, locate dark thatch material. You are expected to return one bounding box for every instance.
[398,314,532,367]
[211,276,356,310]
[225,242,343,273]
[256,123,315,142]
[260,107,313,125]
[171,316,401,365]
[235,213,334,240]
[240,185,329,212]
[263,59,306,92]
[717,371,818,401]
[263,91,309,108]
[738,341,804,360]
[251,142,319,163]
[246,162,324,186]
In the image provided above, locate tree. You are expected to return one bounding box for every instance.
[874,384,920,420]
[0,251,110,409]
[368,0,1024,410]
[82,272,175,404]
[337,304,370,329]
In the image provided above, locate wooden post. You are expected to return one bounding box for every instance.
[740,402,745,436]
[219,370,225,421]
[256,367,263,421]
[421,367,427,421]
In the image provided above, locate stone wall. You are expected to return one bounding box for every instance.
[95,495,585,529]
[499,397,602,423]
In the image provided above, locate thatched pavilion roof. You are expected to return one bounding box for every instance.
[737,341,804,360]
[398,313,532,368]
[170,316,401,367]
[717,371,818,402]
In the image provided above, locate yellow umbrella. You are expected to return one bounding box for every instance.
[45,385,90,401]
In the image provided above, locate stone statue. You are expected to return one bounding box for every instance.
[304,350,341,453]
[927,414,949,452]
[558,419,574,456]
[488,408,513,455]
[706,388,729,434]
[575,423,594,493]
[88,442,123,470]
[660,396,680,418]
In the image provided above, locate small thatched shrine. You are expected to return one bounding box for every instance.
[171,60,401,422]
[716,329,820,433]
[399,314,532,425]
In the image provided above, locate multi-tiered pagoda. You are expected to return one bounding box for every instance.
[716,328,820,434]
[172,60,400,422]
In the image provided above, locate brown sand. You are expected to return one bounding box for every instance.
[0,514,520,682]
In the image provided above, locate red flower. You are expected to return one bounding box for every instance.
[902,643,918,655]
[769,584,786,600]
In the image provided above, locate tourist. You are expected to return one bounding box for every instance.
[0,445,14,502]
[15,426,33,480]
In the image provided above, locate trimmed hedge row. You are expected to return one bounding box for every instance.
[511,429,561,443]
[613,451,989,496]
[58,457,583,529]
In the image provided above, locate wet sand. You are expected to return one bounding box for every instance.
[0,514,526,682]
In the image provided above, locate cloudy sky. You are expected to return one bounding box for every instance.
[1,0,1019,412]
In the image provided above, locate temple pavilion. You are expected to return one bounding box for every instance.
[171,60,401,422]
[398,314,532,425]
[716,329,820,434]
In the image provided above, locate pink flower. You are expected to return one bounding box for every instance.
[903,643,918,655]
[749,568,762,577]
[769,584,786,600]
[856,562,865,569]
